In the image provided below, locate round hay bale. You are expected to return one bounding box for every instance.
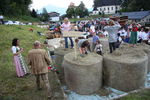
[103,44,148,92]
[62,53,103,94]
[144,49,150,72]
[136,43,150,73]
[54,47,74,68]
[100,38,109,53]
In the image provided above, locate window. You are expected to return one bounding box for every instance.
[100,8,101,11]
[111,7,113,10]
[108,7,109,10]
[104,8,105,11]
[116,6,118,10]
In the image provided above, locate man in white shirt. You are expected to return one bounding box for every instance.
[104,20,121,53]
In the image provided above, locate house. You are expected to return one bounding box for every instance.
[93,0,122,15]
[113,11,150,23]
[48,12,60,22]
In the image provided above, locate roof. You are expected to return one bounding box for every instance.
[113,11,150,20]
[97,0,121,7]
[48,12,60,17]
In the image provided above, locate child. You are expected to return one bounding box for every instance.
[92,32,100,52]
[75,39,90,55]
[94,40,103,55]
[44,41,55,59]
[116,33,122,48]
[43,41,58,72]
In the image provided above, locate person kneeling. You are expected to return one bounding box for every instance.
[75,39,90,55]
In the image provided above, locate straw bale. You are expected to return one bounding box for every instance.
[103,43,148,92]
[63,53,103,94]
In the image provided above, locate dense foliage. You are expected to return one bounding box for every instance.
[0,0,32,17]
[66,1,89,18]
[0,0,50,22]
[39,8,50,22]
[121,0,150,12]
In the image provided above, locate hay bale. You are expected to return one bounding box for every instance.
[100,38,109,53]
[144,49,150,72]
[62,53,103,94]
[54,47,74,68]
[136,43,150,73]
[103,44,148,92]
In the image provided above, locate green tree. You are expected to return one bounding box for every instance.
[66,5,76,18]
[31,9,37,18]
[121,0,150,12]
[0,0,32,17]
[40,8,49,22]
[76,1,89,18]
[66,1,89,18]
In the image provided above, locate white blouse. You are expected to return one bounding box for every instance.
[12,46,20,54]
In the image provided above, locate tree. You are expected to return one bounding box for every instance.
[40,8,49,22]
[121,0,150,12]
[31,9,37,18]
[66,5,76,18]
[76,1,89,18]
[0,0,32,17]
[66,1,89,18]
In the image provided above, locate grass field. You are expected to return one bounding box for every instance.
[0,25,150,100]
[0,25,63,100]
[4,16,40,23]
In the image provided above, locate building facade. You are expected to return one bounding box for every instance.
[93,0,121,15]
[48,12,60,22]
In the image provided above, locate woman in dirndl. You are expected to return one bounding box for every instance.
[11,38,29,77]
[129,23,138,47]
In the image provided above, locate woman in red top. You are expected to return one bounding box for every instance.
[129,23,138,47]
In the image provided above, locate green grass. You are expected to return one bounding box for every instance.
[4,16,40,23]
[117,89,150,100]
[0,25,63,100]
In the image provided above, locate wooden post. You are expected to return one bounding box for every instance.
[74,37,77,60]
[62,31,85,60]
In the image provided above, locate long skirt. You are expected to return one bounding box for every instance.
[129,31,137,44]
[13,54,29,77]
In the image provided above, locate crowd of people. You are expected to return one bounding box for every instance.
[11,17,150,99]
[64,17,150,53]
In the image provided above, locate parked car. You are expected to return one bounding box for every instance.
[4,20,14,25]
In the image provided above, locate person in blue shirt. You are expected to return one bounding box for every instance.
[92,32,100,52]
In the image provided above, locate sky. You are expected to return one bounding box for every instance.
[30,0,94,15]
